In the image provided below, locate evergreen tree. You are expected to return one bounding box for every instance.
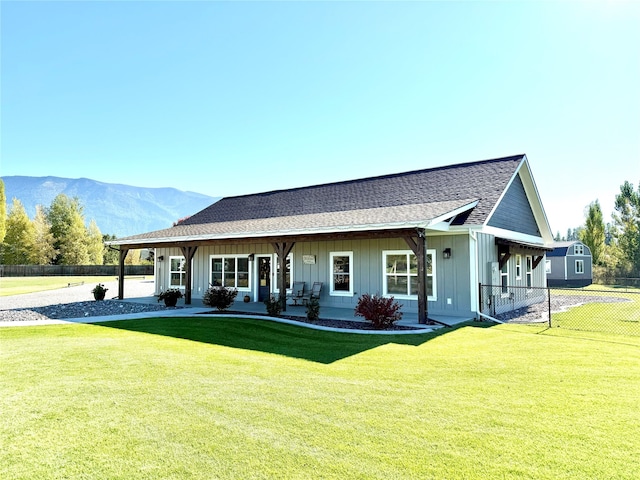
[580,200,605,265]
[0,179,6,243]
[102,234,119,265]
[31,205,57,265]
[3,198,36,264]
[86,220,104,265]
[613,181,640,276]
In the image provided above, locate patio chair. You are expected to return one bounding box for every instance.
[288,281,306,306]
[302,282,322,305]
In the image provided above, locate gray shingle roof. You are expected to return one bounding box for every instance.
[115,154,526,244]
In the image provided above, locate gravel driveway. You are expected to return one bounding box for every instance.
[0,279,170,323]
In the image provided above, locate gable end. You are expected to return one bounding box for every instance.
[487,173,541,237]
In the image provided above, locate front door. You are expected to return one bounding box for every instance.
[257,256,271,302]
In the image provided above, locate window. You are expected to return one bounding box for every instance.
[574,244,584,255]
[545,260,551,274]
[383,250,436,300]
[169,256,186,288]
[526,256,533,289]
[330,252,353,296]
[576,259,584,274]
[275,254,293,292]
[500,257,509,295]
[515,254,522,280]
[210,255,250,290]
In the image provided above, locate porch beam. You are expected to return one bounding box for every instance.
[179,245,198,305]
[498,252,511,270]
[118,248,129,300]
[532,255,545,270]
[271,241,295,312]
[404,229,428,325]
[113,227,426,251]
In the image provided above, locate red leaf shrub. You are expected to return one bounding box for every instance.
[354,293,403,329]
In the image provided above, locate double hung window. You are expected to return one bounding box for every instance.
[500,259,509,295]
[169,256,186,288]
[526,256,533,288]
[330,252,353,296]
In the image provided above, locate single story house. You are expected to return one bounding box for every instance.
[546,241,593,287]
[110,154,554,323]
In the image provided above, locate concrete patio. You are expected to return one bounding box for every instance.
[120,294,475,329]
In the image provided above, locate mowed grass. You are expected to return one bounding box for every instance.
[0,276,118,296]
[551,286,640,337]
[1,317,639,479]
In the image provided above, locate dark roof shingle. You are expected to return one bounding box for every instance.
[183,154,525,227]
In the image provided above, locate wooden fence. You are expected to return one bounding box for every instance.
[0,265,154,277]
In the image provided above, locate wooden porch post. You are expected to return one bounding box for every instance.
[180,246,198,305]
[118,247,129,300]
[404,229,428,324]
[271,241,295,312]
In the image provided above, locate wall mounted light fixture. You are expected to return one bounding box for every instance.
[158,255,164,262]
[443,248,452,259]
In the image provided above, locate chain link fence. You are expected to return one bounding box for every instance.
[480,284,640,337]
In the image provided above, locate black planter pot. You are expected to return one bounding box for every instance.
[164,297,178,307]
[94,292,106,301]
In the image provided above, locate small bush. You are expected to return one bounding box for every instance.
[203,286,238,311]
[306,297,320,321]
[354,293,403,329]
[264,295,283,317]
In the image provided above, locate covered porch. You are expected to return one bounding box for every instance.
[118,292,474,329]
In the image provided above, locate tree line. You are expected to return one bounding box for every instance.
[557,180,640,280]
[0,179,148,266]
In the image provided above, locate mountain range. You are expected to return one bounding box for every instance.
[2,176,220,237]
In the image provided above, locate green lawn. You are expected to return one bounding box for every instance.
[551,286,640,337]
[0,276,125,296]
[1,317,639,479]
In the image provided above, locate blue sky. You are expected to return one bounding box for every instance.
[1,1,638,236]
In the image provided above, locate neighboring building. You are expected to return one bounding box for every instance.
[546,241,593,287]
[110,154,553,323]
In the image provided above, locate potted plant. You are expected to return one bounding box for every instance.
[157,288,184,307]
[243,294,251,303]
[91,283,108,301]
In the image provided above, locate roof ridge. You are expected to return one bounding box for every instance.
[222,154,526,200]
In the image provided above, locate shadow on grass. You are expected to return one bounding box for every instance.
[95,316,493,364]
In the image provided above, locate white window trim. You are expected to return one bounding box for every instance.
[500,257,509,297]
[382,249,437,301]
[330,251,354,296]
[515,254,522,280]
[169,256,186,289]
[274,253,294,293]
[526,255,533,290]
[575,259,584,274]
[209,254,251,292]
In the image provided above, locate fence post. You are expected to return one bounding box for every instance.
[547,287,552,328]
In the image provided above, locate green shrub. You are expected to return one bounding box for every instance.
[354,293,403,329]
[264,295,283,317]
[203,286,238,311]
[306,297,320,321]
